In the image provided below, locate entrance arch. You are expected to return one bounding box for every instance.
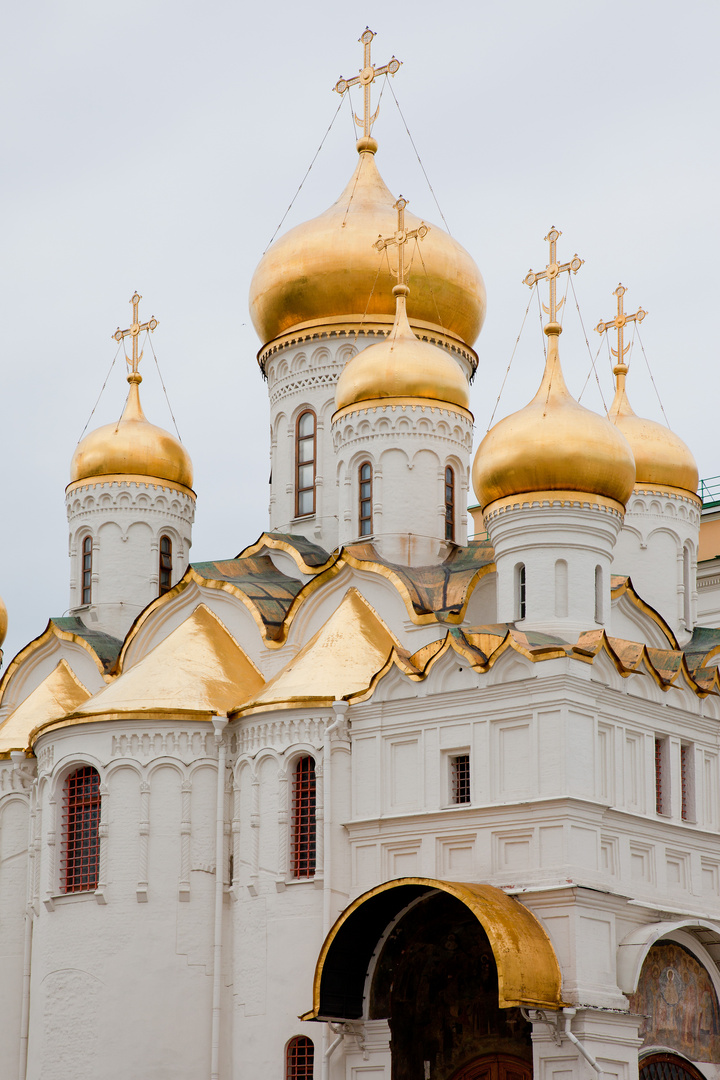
[303,877,564,1022]
[450,1055,532,1080]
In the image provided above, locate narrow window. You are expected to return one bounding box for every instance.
[555,559,568,618]
[451,754,471,804]
[81,536,93,605]
[295,411,316,517]
[291,757,316,878]
[61,766,100,893]
[359,462,373,536]
[681,744,693,821]
[683,543,692,629]
[286,1036,314,1080]
[445,466,455,542]
[516,563,526,620]
[159,534,173,596]
[655,737,668,816]
[595,564,603,624]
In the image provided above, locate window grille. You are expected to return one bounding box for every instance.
[681,744,690,821]
[359,462,372,536]
[81,536,93,605]
[640,1053,706,1080]
[445,466,455,542]
[61,766,101,893]
[286,1036,314,1080]
[517,564,526,620]
[451,754,471,804]
[655,737,664,815]
[296,411,316,517]
[159,534,173,595]
[291,757,316,878]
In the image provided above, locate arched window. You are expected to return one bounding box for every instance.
[639,1053,706,1080]
[515,563,526,621]
[555,559,568,618]
[286,1036,314,1080]
[445,466,455,542]
[81,536,93,605]
[296,410,316,517]
[683,543,692,628]
[61,766,101,893]
[291,756,316,878]
[359,462,373,536]
[159,534,173,596]
[595,564,603,623]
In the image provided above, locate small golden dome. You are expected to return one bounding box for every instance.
[70,374,193,489]
[608,364,698,494]
[0,595,8,647]
[473,323,636,509]
[249,140,486,348]
[335,284,471,414]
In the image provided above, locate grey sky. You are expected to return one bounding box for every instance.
[2,0,718,665]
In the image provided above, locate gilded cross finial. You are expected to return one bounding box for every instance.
[334,28,402,139]
[113,292,158,381]
[523,227,584,325]
[595,284,647,393]
[373,197,429,288]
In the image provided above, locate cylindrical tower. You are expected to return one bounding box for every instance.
[66,299,195,640]
[249,136,485,552]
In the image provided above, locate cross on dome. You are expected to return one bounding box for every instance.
[113,292,159,381]
[334,28,401,139]
[595,284,647,392]
[373,196,429,288]
[523,227,583,325]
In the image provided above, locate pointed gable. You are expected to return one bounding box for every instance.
[238,588,402,713]
[0,660,91,754]
[69,605,263,721]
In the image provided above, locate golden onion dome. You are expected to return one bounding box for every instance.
[249,137,486,348]
[70,374,193,489]
[0,595,7,648]
[473,323,636,510]
[608,363,698,495]
[335,284,471,414]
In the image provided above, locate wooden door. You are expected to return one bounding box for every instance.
[449,1054,532,1080]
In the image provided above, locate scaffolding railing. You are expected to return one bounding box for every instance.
[699,475,720,507]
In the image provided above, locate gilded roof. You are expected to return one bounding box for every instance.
[0,660,91,756]
[59,605,263,726]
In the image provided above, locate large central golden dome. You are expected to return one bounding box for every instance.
[473,323,636,510]
[70,374,193,490]
[249,139,486,348]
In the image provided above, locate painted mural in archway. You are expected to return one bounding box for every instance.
[628,941,720,1063]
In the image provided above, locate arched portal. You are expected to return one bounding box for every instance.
[303,878,565,1080]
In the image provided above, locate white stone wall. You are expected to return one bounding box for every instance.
[0,763,30,1080]
[333,401,473,563]
[264,329,475,555]
[66,479,195,640]
[485,497,623,637]
[613,488,701,637]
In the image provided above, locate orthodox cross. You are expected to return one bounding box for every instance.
[334,28,402,138]
[595,284,646,385]
[113,292,158,376]
[373,197,429,285]
[523,227,583,323]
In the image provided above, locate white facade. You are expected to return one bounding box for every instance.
[66,477,195,640]
[2,53,720,1080]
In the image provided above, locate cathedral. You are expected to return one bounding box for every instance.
[2,27,720,1080]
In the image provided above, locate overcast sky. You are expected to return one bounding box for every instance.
[1,0,718,664]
